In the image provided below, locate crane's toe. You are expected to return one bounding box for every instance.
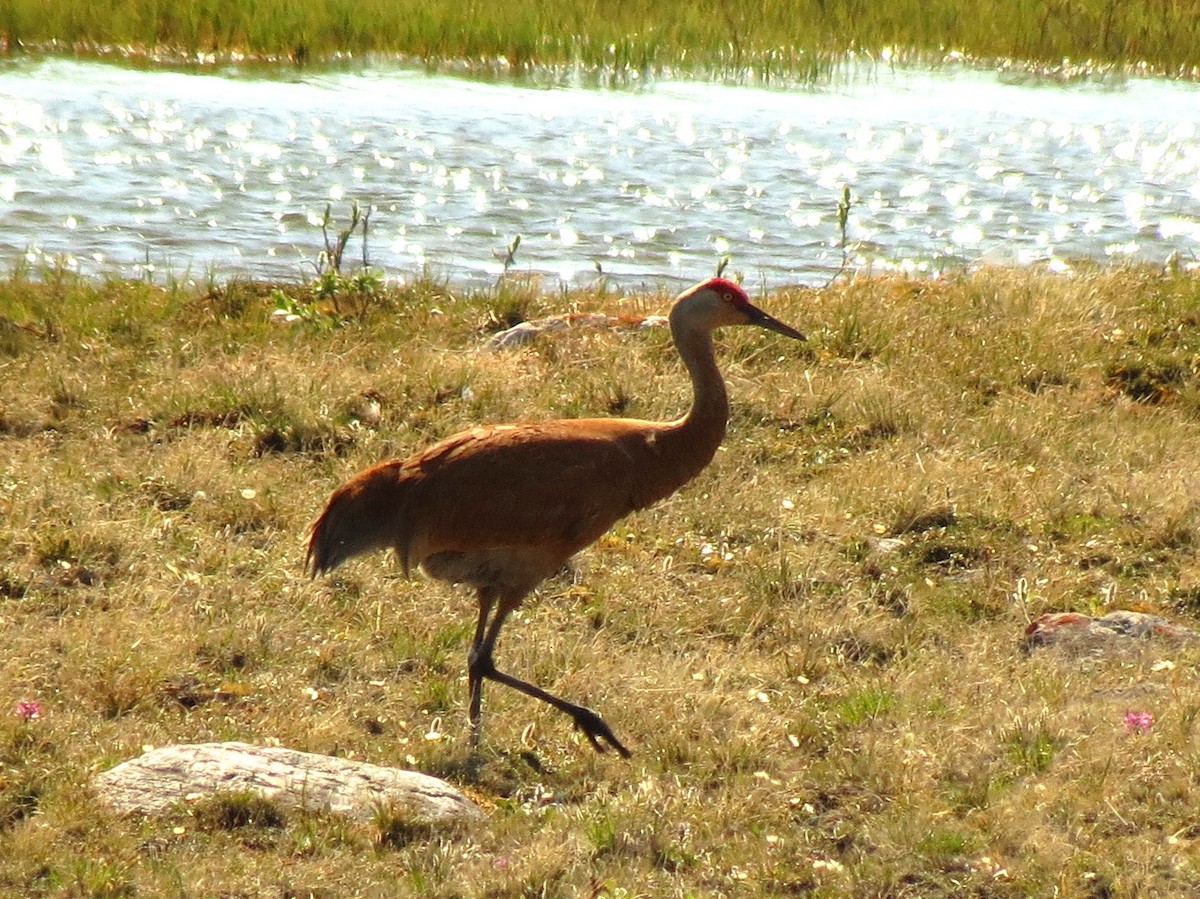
[570,706,632,759]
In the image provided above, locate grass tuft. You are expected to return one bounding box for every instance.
[4,0,1200,80]
[192,791,289,832]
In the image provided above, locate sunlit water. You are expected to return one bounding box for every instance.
[0,57,1198,288]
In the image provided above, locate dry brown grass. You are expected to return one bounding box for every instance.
[3,265,1200,896]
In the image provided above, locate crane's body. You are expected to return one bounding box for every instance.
[306,277,804,757]
[308,415,718,593]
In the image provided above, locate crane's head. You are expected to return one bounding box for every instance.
[672,277,806,340]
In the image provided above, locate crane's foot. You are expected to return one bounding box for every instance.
[568,705,632,758]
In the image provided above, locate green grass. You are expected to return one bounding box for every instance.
[1,0,1198,80]
[4,264,1200,895]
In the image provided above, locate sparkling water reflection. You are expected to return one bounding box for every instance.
[0,58,1198,287]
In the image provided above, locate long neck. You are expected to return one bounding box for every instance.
[616,313,731,512]
[660,316,728,481]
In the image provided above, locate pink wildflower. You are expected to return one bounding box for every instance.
[1123,710,1152,735]
[14,700,42,721]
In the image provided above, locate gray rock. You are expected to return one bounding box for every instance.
[485,311,668,351]
[1022,610,1200,654]
[93,742,483,823]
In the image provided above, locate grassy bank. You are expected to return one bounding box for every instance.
[3,264,1200,895]
[1,0,1198,79]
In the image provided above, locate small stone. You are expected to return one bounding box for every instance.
[1022,610,1200,655]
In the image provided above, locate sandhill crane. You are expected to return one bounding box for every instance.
[305,277,804,757]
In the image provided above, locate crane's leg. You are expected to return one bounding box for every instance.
[466,588,495,748]
[468,592,631,758]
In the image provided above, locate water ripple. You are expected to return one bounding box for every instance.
[0,58,1197,286]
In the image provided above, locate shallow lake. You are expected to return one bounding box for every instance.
[0,57,1198,288]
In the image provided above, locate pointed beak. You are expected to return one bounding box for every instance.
[746,303,806,341]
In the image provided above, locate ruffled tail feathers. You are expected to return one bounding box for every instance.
[304,463,414,578]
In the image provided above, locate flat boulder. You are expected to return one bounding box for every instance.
[93,742,483,823]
